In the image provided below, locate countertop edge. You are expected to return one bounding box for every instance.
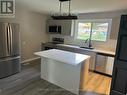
[57,44,115,56]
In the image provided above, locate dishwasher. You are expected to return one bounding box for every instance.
[95,52,115,76]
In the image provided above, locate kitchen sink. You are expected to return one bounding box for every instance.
[80,46,94,49]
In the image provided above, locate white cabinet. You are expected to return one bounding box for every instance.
[47,20,75,36]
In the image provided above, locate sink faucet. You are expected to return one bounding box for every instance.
[85,38,92,48]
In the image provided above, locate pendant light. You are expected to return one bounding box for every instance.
[51,0,78,20]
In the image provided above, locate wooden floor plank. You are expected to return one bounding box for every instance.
[84,72,111,95]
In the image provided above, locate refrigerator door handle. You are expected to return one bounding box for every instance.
[0,56,20,62]
[4,24,8,55]
[9,24,13,55]
[6,24,10,55]
[7,23,12,55]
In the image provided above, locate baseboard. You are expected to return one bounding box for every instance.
[21,57,40,64]
[93,70,112,77]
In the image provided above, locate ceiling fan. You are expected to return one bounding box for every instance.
[51,0,78,20]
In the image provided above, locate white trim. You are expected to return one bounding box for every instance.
[21,57,40,64]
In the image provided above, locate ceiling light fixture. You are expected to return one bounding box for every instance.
[51,0,78,20]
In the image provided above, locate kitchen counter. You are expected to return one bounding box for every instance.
[57,44,115,56]
[35,49,90,94]
[35,49,90,66]
[41,42,115,56]
[41,43,116,71]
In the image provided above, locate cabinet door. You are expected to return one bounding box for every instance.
[95,53,114,75]
[110,15,127,95]
[110,17,120,39]
[75,49,96,71]
[95,54,107,73]
[60,20,73,36]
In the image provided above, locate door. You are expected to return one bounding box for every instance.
[9,23,20,56]
[0,23,9,58]
[110,15,127,95]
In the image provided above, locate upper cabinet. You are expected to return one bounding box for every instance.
[110,17,120,40]
[47,20,75,36]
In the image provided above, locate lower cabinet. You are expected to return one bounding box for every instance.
[74,48,96,71]
[95,53,114,76]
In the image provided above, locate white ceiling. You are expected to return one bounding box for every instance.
[16,0,127,14]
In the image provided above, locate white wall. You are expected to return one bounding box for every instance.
[50,10,127,51]
[0,7,50,62]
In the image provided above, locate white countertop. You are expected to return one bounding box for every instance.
[57,44,115,56]
[35,49,90,66]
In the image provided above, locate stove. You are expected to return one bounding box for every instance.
[52,37,64,44]
[42,38,64,50]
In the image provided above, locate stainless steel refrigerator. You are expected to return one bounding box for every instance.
[0,22,21,79]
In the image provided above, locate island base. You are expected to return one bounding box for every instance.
[41,57,89,95]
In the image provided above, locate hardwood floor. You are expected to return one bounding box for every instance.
[0,59,111,95]
[84,72,112,95]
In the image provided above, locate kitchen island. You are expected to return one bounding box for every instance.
[35,49,90,95]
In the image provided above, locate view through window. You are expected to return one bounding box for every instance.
[77,21,110,41]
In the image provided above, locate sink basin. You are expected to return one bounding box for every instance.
[80,46,94,49]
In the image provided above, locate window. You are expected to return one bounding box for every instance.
[76,19,112,41]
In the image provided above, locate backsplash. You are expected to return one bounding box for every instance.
[50,35,117,52]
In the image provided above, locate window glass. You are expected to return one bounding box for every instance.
[76,21,110,42]
[91,23,108,41]
[77,23,91,40]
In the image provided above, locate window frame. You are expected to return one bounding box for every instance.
[74,19,112,42]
